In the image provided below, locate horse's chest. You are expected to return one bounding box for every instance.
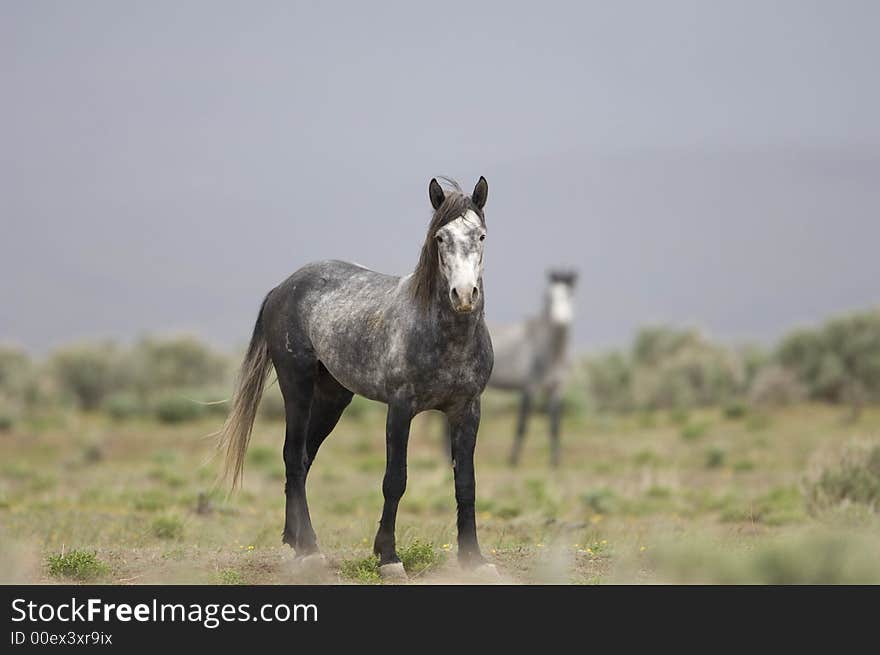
[406,351,490,407]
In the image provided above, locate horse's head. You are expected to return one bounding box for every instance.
[414,177,488,314]
[546,269,577,325]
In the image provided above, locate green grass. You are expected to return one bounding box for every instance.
[3,401,880,584]
[47,550,109,581]
[218,568,245,585]
[151,515,184,540]
[680,421,710,441]
[339,555,380,584]
[398,540,445,576]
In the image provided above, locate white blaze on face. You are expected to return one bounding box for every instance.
[436,209,485,312]
[548,282,574,325]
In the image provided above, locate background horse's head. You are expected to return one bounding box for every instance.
[546,269,577,326]
[413,177,488,314]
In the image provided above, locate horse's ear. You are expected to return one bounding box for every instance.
[472,176,488,209]
[429,178,445,210]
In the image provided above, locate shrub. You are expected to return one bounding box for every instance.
[131,336,229,394]
[133,490,168,512]
[151,515,184,540]
[0,412,14,432]
[705,447,726,469]
[0,345,32,398]
[583,352,633,412]
[398,540,445,576]
[632,336,745,410]
[807,444,880,512]
[154,394,205,424]
[580,488,618,514]
[179,387,230,417]
[339,555,380,584]
[720,486,806,525]
[47,550,109,581]
[218,568,244,585]
[103,391,144,421]
[723,401,747,420]
[49,342,129,410]
[748,365,805,407]
[633,327,702,368]
[777,309,880,403]
[680,421,709,441]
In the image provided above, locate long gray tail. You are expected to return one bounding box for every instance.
[217,299,272,489]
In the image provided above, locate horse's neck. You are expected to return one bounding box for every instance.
[423,285,485,344]
[534,314,570,361]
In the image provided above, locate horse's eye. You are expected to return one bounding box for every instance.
[436,235,443,243]
[479,234,486,241]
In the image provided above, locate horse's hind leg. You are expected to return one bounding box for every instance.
[508,389,533,467]
[305,363,353,471]
[277,355,319,555]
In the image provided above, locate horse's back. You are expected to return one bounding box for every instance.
[487,321,533,390]
[262,260,406,400]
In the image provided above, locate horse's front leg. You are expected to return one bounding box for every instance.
[547,384,563,468]
[448,397,495,576]
[373,400,412,578]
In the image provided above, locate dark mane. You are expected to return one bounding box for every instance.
[410,178,485,310]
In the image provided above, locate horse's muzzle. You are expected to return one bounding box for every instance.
[450,286,479,313]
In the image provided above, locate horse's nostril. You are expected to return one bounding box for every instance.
[472,287,479,298]
[451,288,459,300]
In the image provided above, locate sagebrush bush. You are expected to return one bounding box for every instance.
[131,336,229,393]
[777,309,880,403]
[807,444,880,512]
[633,338,744,410]
[584,327,745,413]
[154,394,205,424]
[50,342,129,410]
[103,391,144,421]
[632,327,702,368]
[748,365,806,407]
[583,352,633,412]
[0,345,32,399]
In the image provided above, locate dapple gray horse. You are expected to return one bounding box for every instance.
[217,177,497,579]
[489,271,576,467]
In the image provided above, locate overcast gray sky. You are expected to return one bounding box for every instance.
[2,1,879,353]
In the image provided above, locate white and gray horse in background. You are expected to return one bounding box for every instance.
[489,271,577,467]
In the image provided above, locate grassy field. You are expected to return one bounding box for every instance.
[2,394,879,584]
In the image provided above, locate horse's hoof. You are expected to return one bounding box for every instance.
[379,562,407,580]
[293,552,327,572]
[472,563,501,581]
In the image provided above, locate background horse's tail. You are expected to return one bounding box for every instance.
[217,297,272,489]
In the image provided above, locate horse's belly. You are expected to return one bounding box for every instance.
[316,350,389,403]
